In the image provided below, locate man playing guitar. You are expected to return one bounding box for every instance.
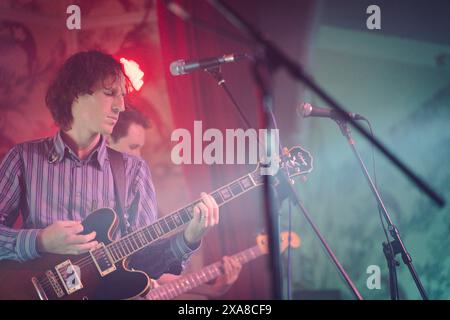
[0,50,219,299]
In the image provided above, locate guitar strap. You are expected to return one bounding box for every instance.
[107,147,129,236]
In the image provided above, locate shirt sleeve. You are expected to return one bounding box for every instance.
[125,158,199,279]
[0,146,41,262]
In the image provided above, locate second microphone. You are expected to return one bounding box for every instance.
[298,102,365,121]
[170,53,246,76]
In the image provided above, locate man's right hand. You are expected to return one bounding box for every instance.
[36,221,98,255]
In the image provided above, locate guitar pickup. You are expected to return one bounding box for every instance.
[89,242,116,277]
[55,260,83,295]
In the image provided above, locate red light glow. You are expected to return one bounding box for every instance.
[120,57,144,91]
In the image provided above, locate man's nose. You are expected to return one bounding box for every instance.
[112,95,125,113]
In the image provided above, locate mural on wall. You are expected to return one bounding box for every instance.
[0,19,61,158]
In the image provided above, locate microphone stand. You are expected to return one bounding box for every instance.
[205,66,253,129]
[205,66,284,299]
[335,119,429,300]
[252,54,363,299]
[251,56,286,300]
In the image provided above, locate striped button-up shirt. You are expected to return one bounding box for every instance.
[0,132,194,278]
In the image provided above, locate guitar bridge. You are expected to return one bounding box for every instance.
[31,276,49,300]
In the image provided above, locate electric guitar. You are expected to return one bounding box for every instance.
[0,146,312,300]
[146,231,300,300]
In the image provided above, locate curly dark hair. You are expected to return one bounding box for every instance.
[110,107,150,142]
[46,50,131,130]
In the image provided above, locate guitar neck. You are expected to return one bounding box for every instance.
[106,171,261,263]
[147,244,264,300]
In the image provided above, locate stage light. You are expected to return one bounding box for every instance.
[120,57,144,91]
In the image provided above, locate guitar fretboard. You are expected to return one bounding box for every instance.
[105,172,261,263]
[147,245,264,300]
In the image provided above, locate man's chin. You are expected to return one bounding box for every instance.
[100,126,114,136]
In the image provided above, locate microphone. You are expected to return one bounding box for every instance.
[170,53,245,76]
[298,102,365,121]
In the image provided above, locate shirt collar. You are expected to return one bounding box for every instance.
[51,131,108,168]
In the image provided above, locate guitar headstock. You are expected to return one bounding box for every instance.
[279,146,314,180]
[256,231,301,254]
[251,145,313,186]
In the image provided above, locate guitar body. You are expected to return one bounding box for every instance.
[0,208,150,300]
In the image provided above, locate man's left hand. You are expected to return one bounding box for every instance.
[183,192,219,246]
